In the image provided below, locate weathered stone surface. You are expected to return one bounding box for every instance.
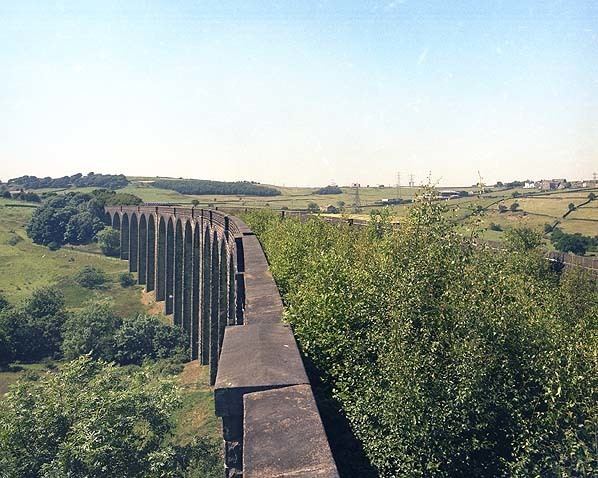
[243,385,339,478]
[214,324,309,417]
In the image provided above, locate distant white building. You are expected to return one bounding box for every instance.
[523,181,535,189]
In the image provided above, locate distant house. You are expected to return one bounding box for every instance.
[523,181,535,189]
[438,190,461,200]
[536,179,568,191]
[321,204,339,214]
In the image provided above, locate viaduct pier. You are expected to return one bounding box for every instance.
[105,205,339,478]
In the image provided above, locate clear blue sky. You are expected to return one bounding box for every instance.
[1,1,596,186]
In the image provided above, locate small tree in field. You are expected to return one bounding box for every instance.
[568,202,576,211]
[191,199,200,207]
[510,202,519,212]
[307,202,320,213]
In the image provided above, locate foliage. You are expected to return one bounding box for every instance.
[119,272,136,287]
[551,228,598,256]
[62,302,188,365]
[74,265,106,289]
[7,172,129,190]
[0,356,220,477]
[152,178,281,196]
[307,201,320,213]
[98,227,121,257]
[26,190,141,247]
[61,301,119,361]
[314,185,343,195]
[489,222,502,231]
[504,226,543,251]
[112,314,188,365]
[0,287,67,364]
[510,201,519,211]
[244,199,597,477]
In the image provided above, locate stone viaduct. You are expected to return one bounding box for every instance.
[105,205,339,478]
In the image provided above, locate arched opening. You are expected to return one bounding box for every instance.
[228,253,235,325]
[182,221,193,352]
[120,213,129,260]
[200,227,211,365]
[138,215,147,285]
[218,239,229,356]
[173,220,184,326]
[129,213,139,273]
[209,230,220,385]
[104,212,112,226]
[112,213,121,231]
[146,215,156,292]
[191,223,201,360]
[156,217,166,301]
[165,217,175,316]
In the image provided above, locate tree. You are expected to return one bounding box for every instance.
[0,356,220,477]
[119,272,135,288]
[588,192,596,201]
[510,202,519,212]
[112,315,188,365]
[63,211,104,244]
[504,226,542,251]
[74,266,106,289]
[307,202,320,213]
[97,227,121,257]
[61,301,120,360]
[191,199,200,207]
[511,191,521,198]
[498,204,508,213]
[567,202,576,212]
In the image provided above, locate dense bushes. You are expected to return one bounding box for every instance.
[244,200,597,477]
[1,291,186,367]
[26,189,141,248]
[7,172,129,190]
[61,301,188,365]
[0,288,67,365]
[0,356,220,477]
[550,227,598,255]
[152,178,281,196]
[74,265,106,289]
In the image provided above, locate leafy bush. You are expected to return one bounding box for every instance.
[244,199,597,477]
[489,222,502,231]
[0,287,67,363]
[550,228,598,255]
[74,266,106,289]
[119,272,136,287]
[62,302,188,365]
[307,202,320,213]
[0,356,221,477]
[98,227,121,257]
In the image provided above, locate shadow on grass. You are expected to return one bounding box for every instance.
[302,355,379,478]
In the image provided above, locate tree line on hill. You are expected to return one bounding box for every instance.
[152,178,281,196]
[6,172,129,190]
[26,189,141,250]
[244,199,597,478]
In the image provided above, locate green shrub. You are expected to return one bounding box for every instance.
[0,356,221,477]
[119,272,135,287]
[74,266,106,289]
[244,198,597,477]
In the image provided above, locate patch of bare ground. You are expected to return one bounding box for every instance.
[140,288,165,316]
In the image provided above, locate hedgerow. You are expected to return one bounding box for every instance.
[244,197,597,477]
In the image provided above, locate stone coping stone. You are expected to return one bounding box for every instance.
[243,384,340,478]
[214,324,309,417]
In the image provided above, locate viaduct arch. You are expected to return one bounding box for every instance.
[105,205,339,478]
